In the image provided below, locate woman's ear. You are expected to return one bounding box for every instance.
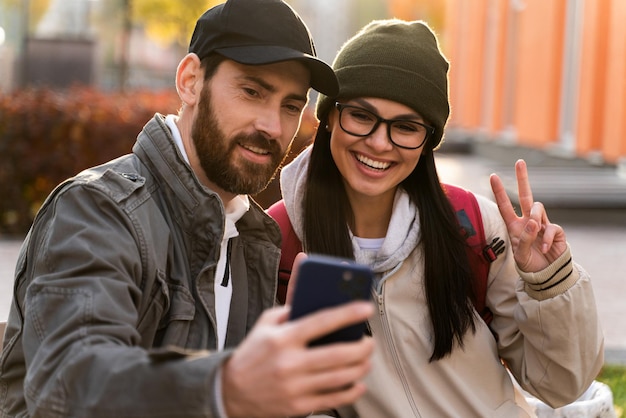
[176,53,203,106]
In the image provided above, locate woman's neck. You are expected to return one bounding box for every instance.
[348,188,396,238]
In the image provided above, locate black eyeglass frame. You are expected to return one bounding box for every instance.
[334,102,435,150]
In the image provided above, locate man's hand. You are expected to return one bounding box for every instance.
[221,302,374,418]
[490,159,567,272]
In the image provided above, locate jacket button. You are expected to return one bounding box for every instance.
[121,173,139,182]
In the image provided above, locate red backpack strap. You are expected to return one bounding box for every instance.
[267,199,302,304]
[444,184,504,325]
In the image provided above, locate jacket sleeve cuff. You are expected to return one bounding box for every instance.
[214,366,230,418]
[517,244,578,301]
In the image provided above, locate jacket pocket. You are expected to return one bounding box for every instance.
[157,282,195,327]
[136,270,195,345]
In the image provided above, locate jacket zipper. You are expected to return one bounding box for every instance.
[377,289,422,417]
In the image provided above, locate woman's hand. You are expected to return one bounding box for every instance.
[490,159,567,272]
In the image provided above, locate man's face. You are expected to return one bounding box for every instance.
[190,60,310,197]
[192,86,283,195]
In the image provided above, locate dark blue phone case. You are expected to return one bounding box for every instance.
[289,254,373,346]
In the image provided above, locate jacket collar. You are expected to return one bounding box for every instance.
[133,114,281,245]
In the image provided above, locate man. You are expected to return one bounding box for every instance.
[0,1,374,417]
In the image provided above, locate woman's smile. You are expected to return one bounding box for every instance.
[353,151,393,171]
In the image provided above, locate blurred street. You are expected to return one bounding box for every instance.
[1,150,624,364]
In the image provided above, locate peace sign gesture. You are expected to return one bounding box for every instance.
[490,159,567,272]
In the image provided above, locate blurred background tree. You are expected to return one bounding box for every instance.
[133,0,221,51]
[92,0,221,89]
[0,0,50,33]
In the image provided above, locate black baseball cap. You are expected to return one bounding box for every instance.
[188,0,338,96]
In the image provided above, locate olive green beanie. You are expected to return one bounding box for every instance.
[316,19,450,149]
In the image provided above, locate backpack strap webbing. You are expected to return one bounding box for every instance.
[443,184,498,325]
[267,200,301,304]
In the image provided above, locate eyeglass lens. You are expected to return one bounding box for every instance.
[337,104,430,149]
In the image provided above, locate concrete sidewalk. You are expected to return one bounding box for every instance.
[0,152,625,364]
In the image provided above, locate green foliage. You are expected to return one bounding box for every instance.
[598,364,626,417]
[0,86,180,235]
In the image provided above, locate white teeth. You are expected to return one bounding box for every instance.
[356,153,390,170]
[243,145,268,155]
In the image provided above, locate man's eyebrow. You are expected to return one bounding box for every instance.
[242,75,275,92]
[241,75,308,103]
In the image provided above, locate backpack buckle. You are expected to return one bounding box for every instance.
[483,237,505,262]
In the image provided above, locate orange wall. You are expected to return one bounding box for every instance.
[440,0,626,163]
[443,0,461,128]
[456,0,487,129]
[513,0,566,146]
[483,0,510,133]
[444,0,489,129]
[600,0,626,163]
[576,0,610,156]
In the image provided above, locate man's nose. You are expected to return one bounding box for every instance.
[254,105,282,140]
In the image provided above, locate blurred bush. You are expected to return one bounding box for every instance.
[0,87,181,236]
[0,86,319,236]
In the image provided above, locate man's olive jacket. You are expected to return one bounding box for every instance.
[0,114,281,417]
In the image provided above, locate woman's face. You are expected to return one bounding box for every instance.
[328,97,427,203]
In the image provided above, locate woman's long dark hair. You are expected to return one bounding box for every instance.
[302,118,477,361]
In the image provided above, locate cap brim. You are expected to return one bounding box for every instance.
[215,45,338,97]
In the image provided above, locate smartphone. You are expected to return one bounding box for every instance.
[289,254,373,346]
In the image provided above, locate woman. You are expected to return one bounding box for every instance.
[269,19,603,417]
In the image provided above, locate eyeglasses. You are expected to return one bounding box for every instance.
[335,102,434,150]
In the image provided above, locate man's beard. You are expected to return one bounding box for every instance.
[191,87,291,196]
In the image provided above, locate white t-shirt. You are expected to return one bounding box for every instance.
[354,236,385,251]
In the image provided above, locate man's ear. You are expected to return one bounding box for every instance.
[176,53,203,106]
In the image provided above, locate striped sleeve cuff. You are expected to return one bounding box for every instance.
[517,244,579,301]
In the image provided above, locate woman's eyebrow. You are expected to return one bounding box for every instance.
[350,98,422,120]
